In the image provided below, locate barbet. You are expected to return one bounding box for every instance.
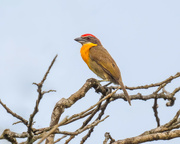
[75,34,131,105]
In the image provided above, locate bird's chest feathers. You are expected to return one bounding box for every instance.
[80,43,97,65]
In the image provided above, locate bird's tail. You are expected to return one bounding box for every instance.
[118,80,131,106]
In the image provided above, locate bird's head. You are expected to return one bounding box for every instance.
[74,34,102,46]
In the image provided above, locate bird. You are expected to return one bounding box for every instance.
[74,34,131,105]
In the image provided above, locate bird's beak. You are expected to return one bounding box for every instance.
[74,37,86,44]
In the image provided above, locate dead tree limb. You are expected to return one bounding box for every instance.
[0,54,179,144]
[112,110,180,144]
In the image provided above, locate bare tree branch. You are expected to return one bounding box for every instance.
[0,54,179,144]
[45,80,118,144]
[113,130,180,144]
[110,72,180,90]
[27,55,58,143]
[112,110,180,144]
[110,88,178,106]
[141,110,180,135]
[0,129,28,144]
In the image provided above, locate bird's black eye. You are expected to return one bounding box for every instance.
[86,37,90,40]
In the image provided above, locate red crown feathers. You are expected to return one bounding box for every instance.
[81,34,97,38]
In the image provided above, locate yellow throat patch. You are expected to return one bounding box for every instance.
[80,43,97,66]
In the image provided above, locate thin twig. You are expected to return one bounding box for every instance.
[81,98,110,144]
[80,95,104,129]
[0,99,28,126]
[64,116,109,144]
[152,97,160,127]
[54,135,67,143]
[27,55,58,143]
[151,83,167,127]
[40,54,58,84]
[63,109,95,126]
[103,132,115,144]
[171,87,180,97]
[111,72,180,90]
[13,121,22,125]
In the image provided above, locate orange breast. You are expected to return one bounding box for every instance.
[80,43,97,67]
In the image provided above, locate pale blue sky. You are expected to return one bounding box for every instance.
[0,1,180,144]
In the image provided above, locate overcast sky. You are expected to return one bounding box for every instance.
[0,1,180,144]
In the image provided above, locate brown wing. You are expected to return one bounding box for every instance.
[89,46,131,105]
[89,46,121,84]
